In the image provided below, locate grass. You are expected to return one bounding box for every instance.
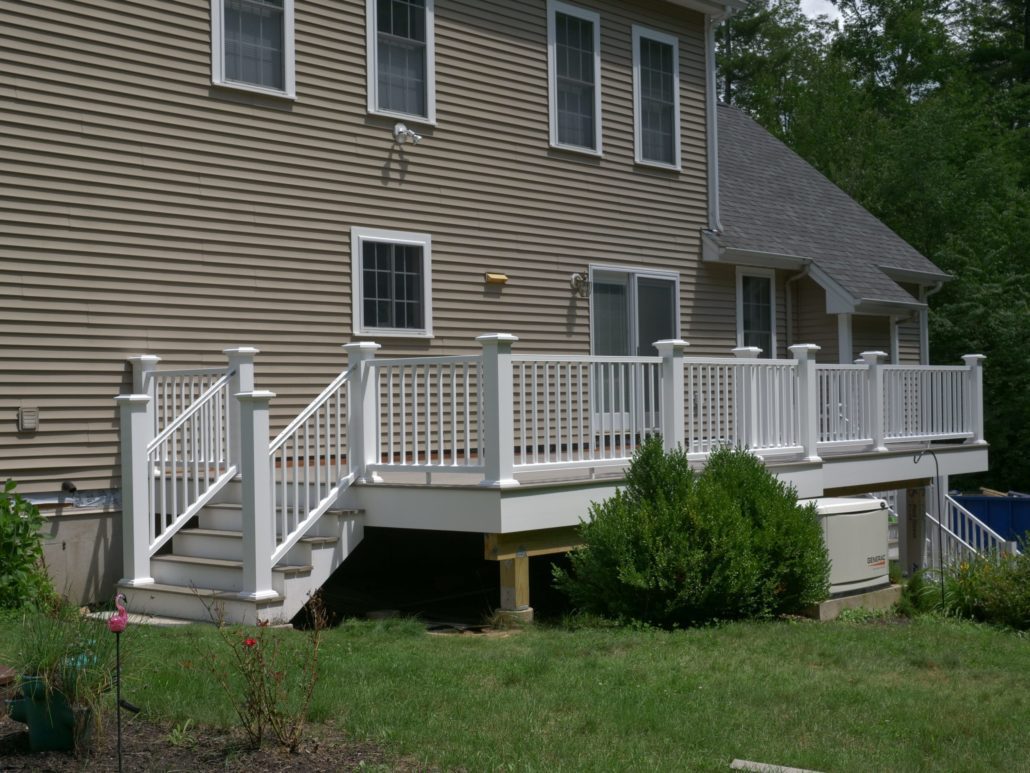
[3,612,1029,771]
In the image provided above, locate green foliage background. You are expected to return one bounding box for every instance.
[718,0,1029,490]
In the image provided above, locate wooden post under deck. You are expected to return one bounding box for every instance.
[486,527,582,623]
[499,557,532,622]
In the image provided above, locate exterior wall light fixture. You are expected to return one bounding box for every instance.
[570,272,591,298]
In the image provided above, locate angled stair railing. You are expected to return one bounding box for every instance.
[924,494,1020,569]
[269,366,354,565]
[147,368,235,555]
[942,494,1020,557]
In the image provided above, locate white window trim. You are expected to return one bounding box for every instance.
[735,267,777,356]
[211,0,296,99]
[366,0,437,125]
[351,227,434,338]
[587,264,681,355]
[547,0,603,156]
[631,25,681,170]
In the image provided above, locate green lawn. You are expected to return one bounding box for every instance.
[4,614,1029,771]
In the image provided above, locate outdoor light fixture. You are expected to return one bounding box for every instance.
[570,272,590,298]
[484,272,508,285]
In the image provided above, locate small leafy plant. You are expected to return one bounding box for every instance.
[202,594,327,751]
[0,479,56,609]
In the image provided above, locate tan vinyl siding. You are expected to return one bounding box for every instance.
[897,315,922,363]
[852,315,889,359]
[794,276,839,364]
[1,0,715,493]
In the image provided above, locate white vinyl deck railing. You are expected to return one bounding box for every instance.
[941,494,1019,557]
[369,355,484,473]
[118,339,986,593]
[884,365,971,442]
[816,364,871,447]
[513,355,664,470]
[684,357,802,457]
[145,371,235,555]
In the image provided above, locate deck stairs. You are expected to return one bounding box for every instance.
[120,477,363,625]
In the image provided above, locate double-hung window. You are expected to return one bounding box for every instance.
[736,268,776,358]
[367,0,436,123]
[632,26,680,169]
[352,228,433,337]
[211,0,295,97]
[547,1,602,154]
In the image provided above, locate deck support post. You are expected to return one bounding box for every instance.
[344,342,382,483]
[655,339,688,451]
[223,347,259,474]
[498,555,532,622]
[790,344,822,463]
[901,485,929,574]
[861,351,888,452]
[733,346,762,451]
[115,393,155,587]
[237,390,277,600]
[961,354,986,445]
[477,334,519,488]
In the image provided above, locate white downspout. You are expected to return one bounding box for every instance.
[705,15,723,232]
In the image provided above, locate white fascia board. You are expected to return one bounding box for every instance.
[702,243,809,271]
[651,0,749,18]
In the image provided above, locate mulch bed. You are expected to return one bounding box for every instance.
[0,688,413,772]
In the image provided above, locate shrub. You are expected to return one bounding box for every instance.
[554,439,829,627]
[0,479,56,609]
[941,546,1030,630]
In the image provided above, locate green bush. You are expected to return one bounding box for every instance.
[0,479,56,609]
[554,439,829,627]
[941,546,1030,630]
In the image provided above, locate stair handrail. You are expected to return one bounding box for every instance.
[924,510,979,567]
[944,494,1020,556]
[268,366,355,566]
[145,369,237,556]
[270,367,350,454]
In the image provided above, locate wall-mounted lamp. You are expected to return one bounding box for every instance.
[570,272,591,298]
[484,272,508,285]
[393,122,422,145]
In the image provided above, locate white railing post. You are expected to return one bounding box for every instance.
[237,389,277,600]
[114,393,155,586]
[478,333,519,488]
[732,346,761,449]
[655,339,688,452]
[961,354,986,445]
[789,344,821,463]
[343,342,382,483]
[861,351,888,452]
[224,347,259,473]
[128,354,161,434]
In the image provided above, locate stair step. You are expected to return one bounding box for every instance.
[179,527,340,545]
[153,554,313,575]
[127,581,284,604]
[120,582,284,625]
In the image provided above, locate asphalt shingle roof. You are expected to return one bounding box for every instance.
[715,104,949,306]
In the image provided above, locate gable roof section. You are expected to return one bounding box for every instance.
[709,103,950,310]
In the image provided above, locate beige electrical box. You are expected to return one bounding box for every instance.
[807,497,890,596]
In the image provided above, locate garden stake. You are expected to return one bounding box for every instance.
[108,593,129,773]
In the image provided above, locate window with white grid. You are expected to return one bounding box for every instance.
[632,26,680,169]
[367,0,436,122]
[547,1,602,154]
[211,0,295,97]
[351,228,433,337]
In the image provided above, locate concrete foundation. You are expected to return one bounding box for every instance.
[803,583,903,621]
[40,509,122,605]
